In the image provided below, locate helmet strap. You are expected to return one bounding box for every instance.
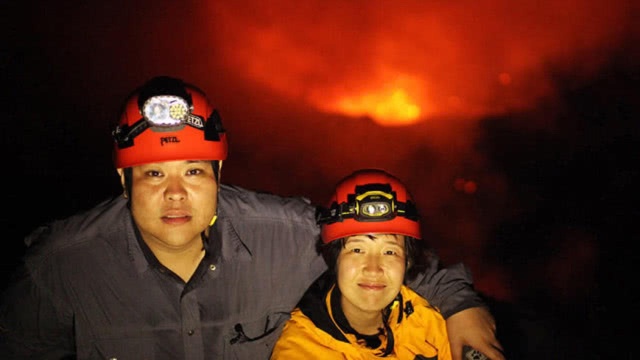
[208,160,223,227]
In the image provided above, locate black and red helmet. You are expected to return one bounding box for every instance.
[112,76,228,169]
[317,169,421,244]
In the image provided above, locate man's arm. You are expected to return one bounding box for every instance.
[406,258,505,360]
[448,307,504,360]
[1,223,76,359]
[0,266,76,359]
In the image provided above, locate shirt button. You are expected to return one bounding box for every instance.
[188,330,195,336]
[209,264,216,271]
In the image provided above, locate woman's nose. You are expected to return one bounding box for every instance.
[362,255,383,274]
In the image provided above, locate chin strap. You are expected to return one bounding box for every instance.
[207,160,223,228]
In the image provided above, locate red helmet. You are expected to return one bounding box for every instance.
[318,169,421,243]
[112,76,228,168]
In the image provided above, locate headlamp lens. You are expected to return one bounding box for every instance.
[142,95,189,126]
[355,190,394,221]
[362,202,390,217]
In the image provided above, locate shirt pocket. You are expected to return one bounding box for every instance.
[224,311,290,359]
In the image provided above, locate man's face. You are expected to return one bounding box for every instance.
[121,160,218,252]
[337,234,406,317]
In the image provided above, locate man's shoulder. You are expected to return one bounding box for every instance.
[218,183,317,221]
[24,196,130,254]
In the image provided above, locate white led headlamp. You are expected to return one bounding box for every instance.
[142,95,204,128]
[113,95,208,148]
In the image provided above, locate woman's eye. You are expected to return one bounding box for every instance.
[146,170,162,177]
[186,169,202,175]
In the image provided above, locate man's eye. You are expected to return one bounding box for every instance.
[384,250,397,255]
[350,248,362,254]
[187,169,202,175]
[146,170,162,177]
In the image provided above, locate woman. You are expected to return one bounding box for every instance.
[271,169,452,359]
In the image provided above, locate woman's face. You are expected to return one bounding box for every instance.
[337,234,406,318]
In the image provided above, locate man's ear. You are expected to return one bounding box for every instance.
[116,168,125,188]
[116,168,129,199]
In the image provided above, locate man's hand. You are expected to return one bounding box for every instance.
[446,306,505,360]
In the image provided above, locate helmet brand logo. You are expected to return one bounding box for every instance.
[160,136,180,146]
[185,114,204,128]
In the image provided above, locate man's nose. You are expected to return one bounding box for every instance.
[164,180,187,201]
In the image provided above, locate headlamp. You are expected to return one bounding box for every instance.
[355,190,394,220]
[142,95,190,127]
[113,95,208,149]
[317,184,418,224]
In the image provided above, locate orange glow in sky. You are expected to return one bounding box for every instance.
[210,0,631,127]
[332,88,421,125]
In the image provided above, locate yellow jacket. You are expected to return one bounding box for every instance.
[271,284,451,360]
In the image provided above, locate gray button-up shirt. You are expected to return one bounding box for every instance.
[0,184,481,359]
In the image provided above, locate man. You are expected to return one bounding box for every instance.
[0,76,503,359]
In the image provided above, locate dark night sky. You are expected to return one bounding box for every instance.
[3,1,639,357]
